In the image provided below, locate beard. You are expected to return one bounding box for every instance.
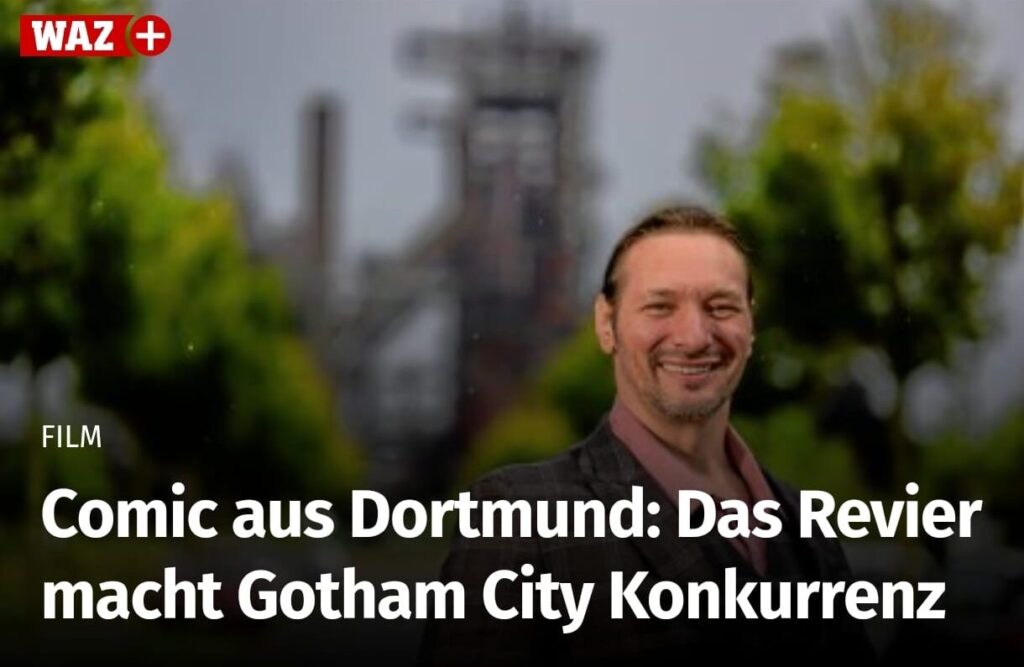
[644,385,729,422]
[608,317,750,425]
[635,348,745,423]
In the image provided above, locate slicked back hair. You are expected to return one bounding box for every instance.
[600,205,754,304]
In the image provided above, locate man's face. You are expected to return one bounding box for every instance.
[594,231,754,424]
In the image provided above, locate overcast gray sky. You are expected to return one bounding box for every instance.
[140,0,1024,428]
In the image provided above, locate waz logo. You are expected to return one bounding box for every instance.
[20,14,172,57]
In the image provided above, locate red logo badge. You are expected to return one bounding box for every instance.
[20,14,171,57]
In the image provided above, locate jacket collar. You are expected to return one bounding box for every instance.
[575,416,832,585]
[576,417,722,583]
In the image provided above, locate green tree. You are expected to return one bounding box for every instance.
[697,0,1023,489]
[0,0,360,505]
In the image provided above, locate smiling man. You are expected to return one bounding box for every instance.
[595,208,758,514]
[420,205,876,665]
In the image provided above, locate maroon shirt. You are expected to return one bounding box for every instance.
[609,397,776,576]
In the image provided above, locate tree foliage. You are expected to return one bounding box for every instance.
[699,0,1023,405]
[0,0,360,497]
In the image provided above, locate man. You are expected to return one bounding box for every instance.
[419,205,875,664]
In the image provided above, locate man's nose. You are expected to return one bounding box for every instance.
[668,305,713,352]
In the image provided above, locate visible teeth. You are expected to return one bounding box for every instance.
[661,363,716,375]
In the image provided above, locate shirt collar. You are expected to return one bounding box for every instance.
[608,396,776,510]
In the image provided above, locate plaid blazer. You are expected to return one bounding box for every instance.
[419,417,876,665]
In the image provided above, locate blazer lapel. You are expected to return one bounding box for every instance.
[762,472,835,581]
[577,419,723,585]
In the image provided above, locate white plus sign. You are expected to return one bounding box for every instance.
[134,20,166,51]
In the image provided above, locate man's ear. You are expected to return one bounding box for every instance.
[594,295,616,354]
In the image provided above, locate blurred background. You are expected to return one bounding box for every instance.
[2,0,1023,663]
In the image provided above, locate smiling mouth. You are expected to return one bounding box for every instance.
[657,360,723,376]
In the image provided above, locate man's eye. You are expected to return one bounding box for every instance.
[708,304,738,317]
[644,303,671,314]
